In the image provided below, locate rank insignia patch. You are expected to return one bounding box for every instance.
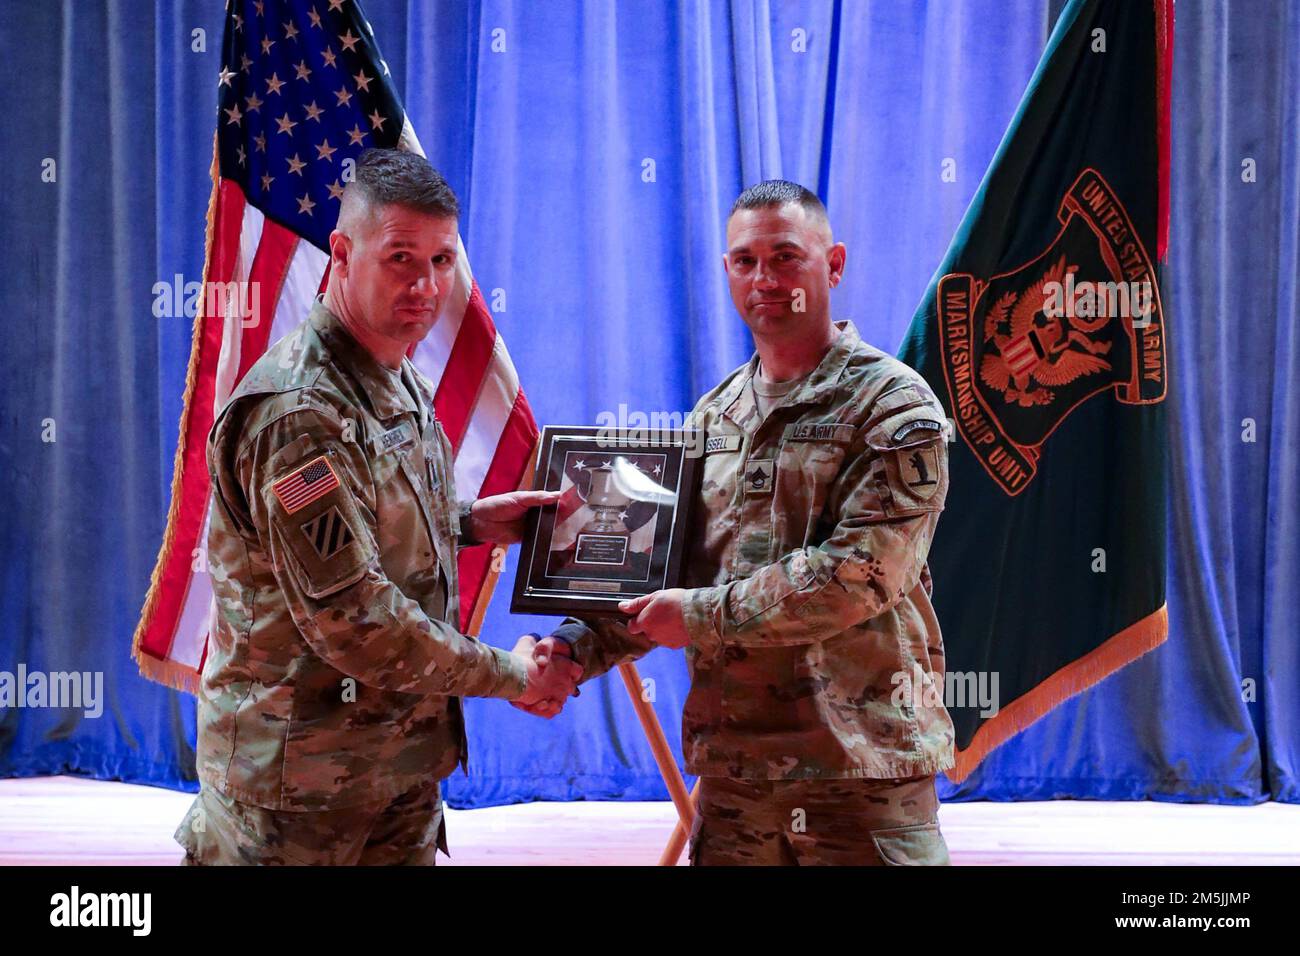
[301,506,355,560]
[744,460,774,494]
[271,455,340,514]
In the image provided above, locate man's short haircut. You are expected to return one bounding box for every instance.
[729,179,828,224]
[344,148,460,221]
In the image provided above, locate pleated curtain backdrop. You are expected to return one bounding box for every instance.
[0,0,1295,807]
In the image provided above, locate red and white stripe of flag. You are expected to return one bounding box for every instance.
[1002,334,1039,378]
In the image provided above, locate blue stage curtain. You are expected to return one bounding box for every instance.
[1,0,1294,808]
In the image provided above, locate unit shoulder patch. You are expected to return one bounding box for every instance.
[301,505,356,560]
[892,419,944,444]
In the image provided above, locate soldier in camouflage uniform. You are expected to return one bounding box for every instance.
[531,181,955,865]
[175,149,580,866]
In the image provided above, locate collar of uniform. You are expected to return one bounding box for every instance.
[721,319,860,425]
[309,298,420,422]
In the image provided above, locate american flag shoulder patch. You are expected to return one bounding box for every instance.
[271,455,341,514]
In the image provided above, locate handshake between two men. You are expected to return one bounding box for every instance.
[470,488,693,721]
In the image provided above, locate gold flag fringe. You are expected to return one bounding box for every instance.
[129,133,221,696]
[947,603,1169,783]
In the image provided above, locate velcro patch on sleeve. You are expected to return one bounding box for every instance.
[300,506,356,560]
[877,436,948,516]
[267,456,374,600]
[271,455,340,514]
[892,419,944,443]
[874,384,923,414]
[865,403,950,516]
[896,446,941,500]
[866,404,950,452]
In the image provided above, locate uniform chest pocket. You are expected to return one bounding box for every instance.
[700,443,742,512]
[370,449,439,576]
[774,424,855,548]
[402,434,462,572]
[421,421,459,548]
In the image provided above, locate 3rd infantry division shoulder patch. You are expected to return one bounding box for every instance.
[301,506,355,560]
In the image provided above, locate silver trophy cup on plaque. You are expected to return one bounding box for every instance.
[579,462,632,533]
[574,461,634,565]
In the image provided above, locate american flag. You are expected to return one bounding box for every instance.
[271,456,340,514]
[132,0,539,692]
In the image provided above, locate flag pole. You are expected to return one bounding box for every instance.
[462,438,541,639]
[616,661,697,864]
[657,779,700,866]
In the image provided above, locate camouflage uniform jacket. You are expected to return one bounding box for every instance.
[555,320,956,780]
[198,299,528,811]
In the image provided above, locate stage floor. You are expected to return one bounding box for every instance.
[2,776,1297,866]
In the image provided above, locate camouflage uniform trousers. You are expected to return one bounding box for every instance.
[689,774,950,866]
[175,782,447,866]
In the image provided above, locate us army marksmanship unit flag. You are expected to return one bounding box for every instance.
[898,0,1174,781]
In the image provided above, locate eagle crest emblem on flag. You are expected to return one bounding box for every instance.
[978,254,1115,408]
[936,168,1168,496]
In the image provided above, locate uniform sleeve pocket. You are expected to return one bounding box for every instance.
[262,433,317,477]
[865,407,949,518]
[864,406,948,453]
[265,454,376,600]
[870,822,951,865]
